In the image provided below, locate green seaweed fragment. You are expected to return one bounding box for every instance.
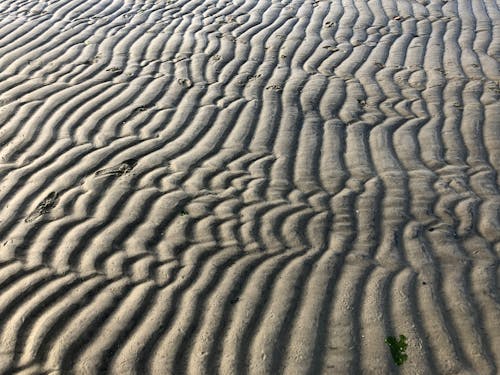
[385,335,408,366]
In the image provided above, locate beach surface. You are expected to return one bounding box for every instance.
[0,0,499,373]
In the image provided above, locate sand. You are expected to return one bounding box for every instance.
[0,0,499,373]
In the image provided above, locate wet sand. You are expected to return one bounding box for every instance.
[0,0,499,373]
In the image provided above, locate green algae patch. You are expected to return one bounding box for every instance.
[385,335,408,366]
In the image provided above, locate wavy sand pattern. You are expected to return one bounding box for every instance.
[0,0,499,373]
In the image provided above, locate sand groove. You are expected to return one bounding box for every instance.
[0,0,499,373]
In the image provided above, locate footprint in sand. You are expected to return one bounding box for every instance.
[94,158,138,178]
[25,191,59,223]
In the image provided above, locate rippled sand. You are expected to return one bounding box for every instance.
[0,0,499,373]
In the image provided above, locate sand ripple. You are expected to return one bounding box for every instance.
[0,0,499,373]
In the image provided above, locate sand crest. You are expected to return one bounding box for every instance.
[0,0,499,373]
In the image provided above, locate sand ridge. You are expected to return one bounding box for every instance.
[0,0,499,373]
